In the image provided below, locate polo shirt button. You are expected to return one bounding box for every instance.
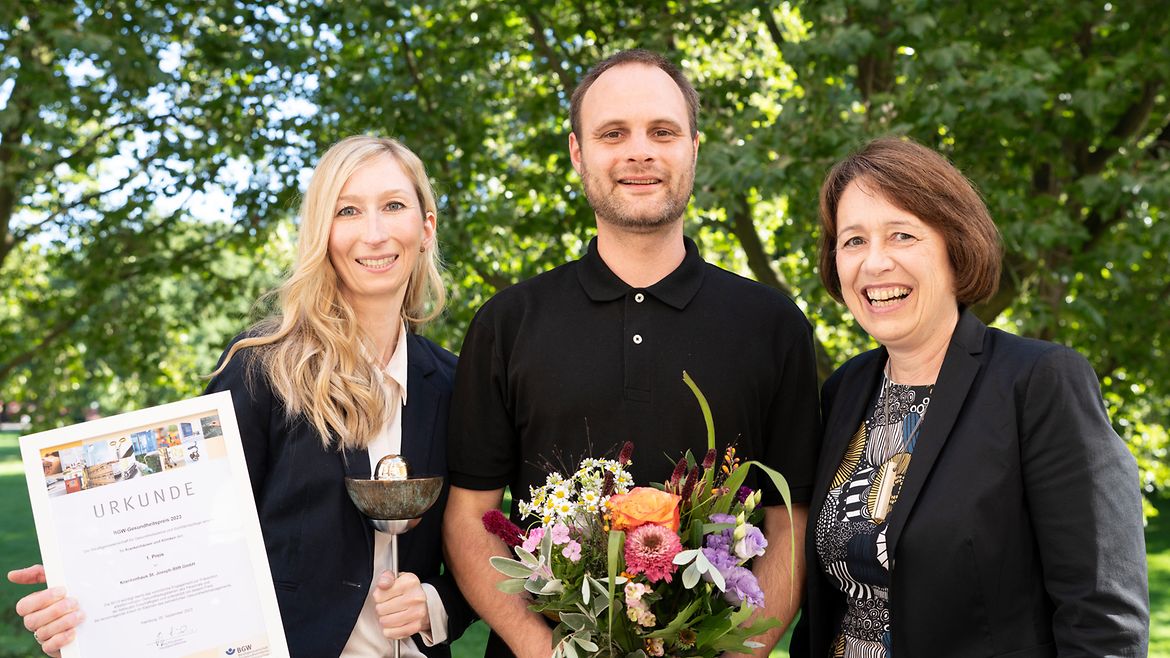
[632,334,643,345]
[634,293,645,303]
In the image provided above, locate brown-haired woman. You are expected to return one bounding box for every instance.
[791,136,1148,656]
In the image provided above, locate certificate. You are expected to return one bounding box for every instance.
[21,392,289,658]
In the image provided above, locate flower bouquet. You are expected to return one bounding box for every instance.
[482,373,793,657]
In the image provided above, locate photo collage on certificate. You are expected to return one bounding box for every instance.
[39,414,224,498]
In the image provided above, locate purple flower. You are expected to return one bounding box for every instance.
[735,486,753,504]
[733,524,767,560]
[723,566,765,608]
[702,545,738,572]
[704,530,731,554]
[709,513,736,526]
[703,515,735,561]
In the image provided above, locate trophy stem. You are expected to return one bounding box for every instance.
[390,533,401,658]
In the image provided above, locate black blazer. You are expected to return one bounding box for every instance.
[791,311,1148,657]
[206,332,476,657]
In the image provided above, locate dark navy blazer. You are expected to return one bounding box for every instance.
[791,311,1148,657]
[207,332,475,657]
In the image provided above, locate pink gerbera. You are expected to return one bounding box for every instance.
[624,523,682,582]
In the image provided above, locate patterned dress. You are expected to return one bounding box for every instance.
[814,374,933,658]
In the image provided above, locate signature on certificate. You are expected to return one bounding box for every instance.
[152,624,197,648]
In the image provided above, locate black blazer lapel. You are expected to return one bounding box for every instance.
[884,311,986,558]
[397,333,444,568]
[402,333,441,476]
[807,351,886,541]
[814,353,885,500]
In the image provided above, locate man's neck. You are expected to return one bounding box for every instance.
[594,221,687,288]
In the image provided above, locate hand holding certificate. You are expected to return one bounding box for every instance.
[18,392,289,658]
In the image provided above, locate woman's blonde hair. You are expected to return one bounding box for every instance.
[215,135,446,450]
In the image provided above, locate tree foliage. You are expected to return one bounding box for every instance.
[2,1,1167,500]
[1,1,306,420]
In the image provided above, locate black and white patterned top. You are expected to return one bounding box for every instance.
[814,374,933,657]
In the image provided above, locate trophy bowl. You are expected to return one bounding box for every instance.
[344,457,442,658]
[343,475,443,532]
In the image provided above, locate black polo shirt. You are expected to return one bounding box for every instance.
[448,237,820,508]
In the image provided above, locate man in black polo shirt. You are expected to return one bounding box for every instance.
[443,49,820,657]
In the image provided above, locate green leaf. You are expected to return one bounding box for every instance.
[561,613,588,632]
[682,370,715,451]
[490,556,535,578]
[744,460,796,605]
[591,594,609,617]
[644,598,703,639]
[712,462,752,516]
[496,578,529,594]
[539,579,565,595]
[541,524,555,562]
[607,530,625,636]
[514,546,540,567]
[727,602,755,627]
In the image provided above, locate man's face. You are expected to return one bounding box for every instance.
[570,63,698,233]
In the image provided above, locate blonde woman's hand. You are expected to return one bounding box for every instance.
[373,570,431,640]
[8,565,84,657]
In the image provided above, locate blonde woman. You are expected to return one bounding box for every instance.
[10,136,476,657]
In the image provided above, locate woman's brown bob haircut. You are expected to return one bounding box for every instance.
[818,136,1003,306]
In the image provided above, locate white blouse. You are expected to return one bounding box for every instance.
[341,321,449,657]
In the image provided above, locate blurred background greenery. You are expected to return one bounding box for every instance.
[2,0,1167,654]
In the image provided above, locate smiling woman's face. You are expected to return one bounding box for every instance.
[834,178,958,354]
[327,153,435,317]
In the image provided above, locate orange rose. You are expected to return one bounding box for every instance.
[606,487,681,532]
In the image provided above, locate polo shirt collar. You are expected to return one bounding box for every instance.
[577,236,706,310]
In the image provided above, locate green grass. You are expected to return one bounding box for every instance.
[0,430,1163,656]
[0,432,42,658]
[1147,495,1170,655]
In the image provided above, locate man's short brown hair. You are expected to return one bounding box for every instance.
[818,136,1003,306]
[569,49,700,138]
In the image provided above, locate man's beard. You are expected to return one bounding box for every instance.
[580,162,694,232]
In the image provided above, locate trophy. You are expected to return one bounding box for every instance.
[344,455,442,658]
